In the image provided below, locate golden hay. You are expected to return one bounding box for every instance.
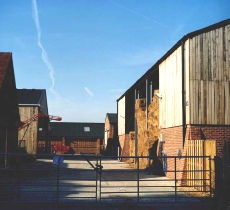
[132,91,160,169]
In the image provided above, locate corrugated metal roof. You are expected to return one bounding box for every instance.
[107,113,117,124]
[50,122,105,138]
[17,89,45,105]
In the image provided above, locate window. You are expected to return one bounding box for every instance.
[84,127,90,132]
[39,128,43,131]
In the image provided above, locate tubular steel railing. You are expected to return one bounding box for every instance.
[98,155,212,204]
[0,154,212,205]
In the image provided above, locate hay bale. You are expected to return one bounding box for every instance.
[133,91,160,169]
[136,98,146,110]
[148,90,160,141]
[129,131,135,157]
[135,99,148,168]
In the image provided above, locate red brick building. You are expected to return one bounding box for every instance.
[104,113,119,156]
[0,52,20,167]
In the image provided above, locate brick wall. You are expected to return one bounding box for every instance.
[161,125,230,181]
[161,126,184,156]
[160,126,187,181]
[118,134,130,161]
[186,125,230,157]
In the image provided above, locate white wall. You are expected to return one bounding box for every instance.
[118,96,126,135]
[159,45,183,128]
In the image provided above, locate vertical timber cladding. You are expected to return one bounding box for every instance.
[159,45,183,128]
[159,39,190,127]
[189,25,230,125]
[18,106,39,154]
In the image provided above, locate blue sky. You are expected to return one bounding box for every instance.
[0,0,229,122]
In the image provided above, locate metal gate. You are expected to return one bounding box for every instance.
[0,154,99,204]
[98,156,212,204]
[0,154,212,206]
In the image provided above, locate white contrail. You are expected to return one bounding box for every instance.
[84,87,94,98]
[32,0,55,93]
[107,0,167,28]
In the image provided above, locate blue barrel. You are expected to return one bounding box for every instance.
[53,155,64,165]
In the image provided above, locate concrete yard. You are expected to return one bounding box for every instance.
[0,156,212,210]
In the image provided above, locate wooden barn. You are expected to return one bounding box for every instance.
[17,89,50,154]
[159,18,230,180]
[104,113,119,156]
[117,19,230,186]
[47,122,104,155]
[0,52,20,167]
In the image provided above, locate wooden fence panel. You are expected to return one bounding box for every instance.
[204,140,216,191]
[187,140,204,191]
[187,139,216,192]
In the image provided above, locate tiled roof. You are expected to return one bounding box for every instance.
[17,89,45,105]
[0,52,12,88]
[107,113,117,124]
[50,122,105,138]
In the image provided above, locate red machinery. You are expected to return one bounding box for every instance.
[18,112,69,154]
[18,112,62,131]
[52,144,70,154]
[51,137,70,154]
